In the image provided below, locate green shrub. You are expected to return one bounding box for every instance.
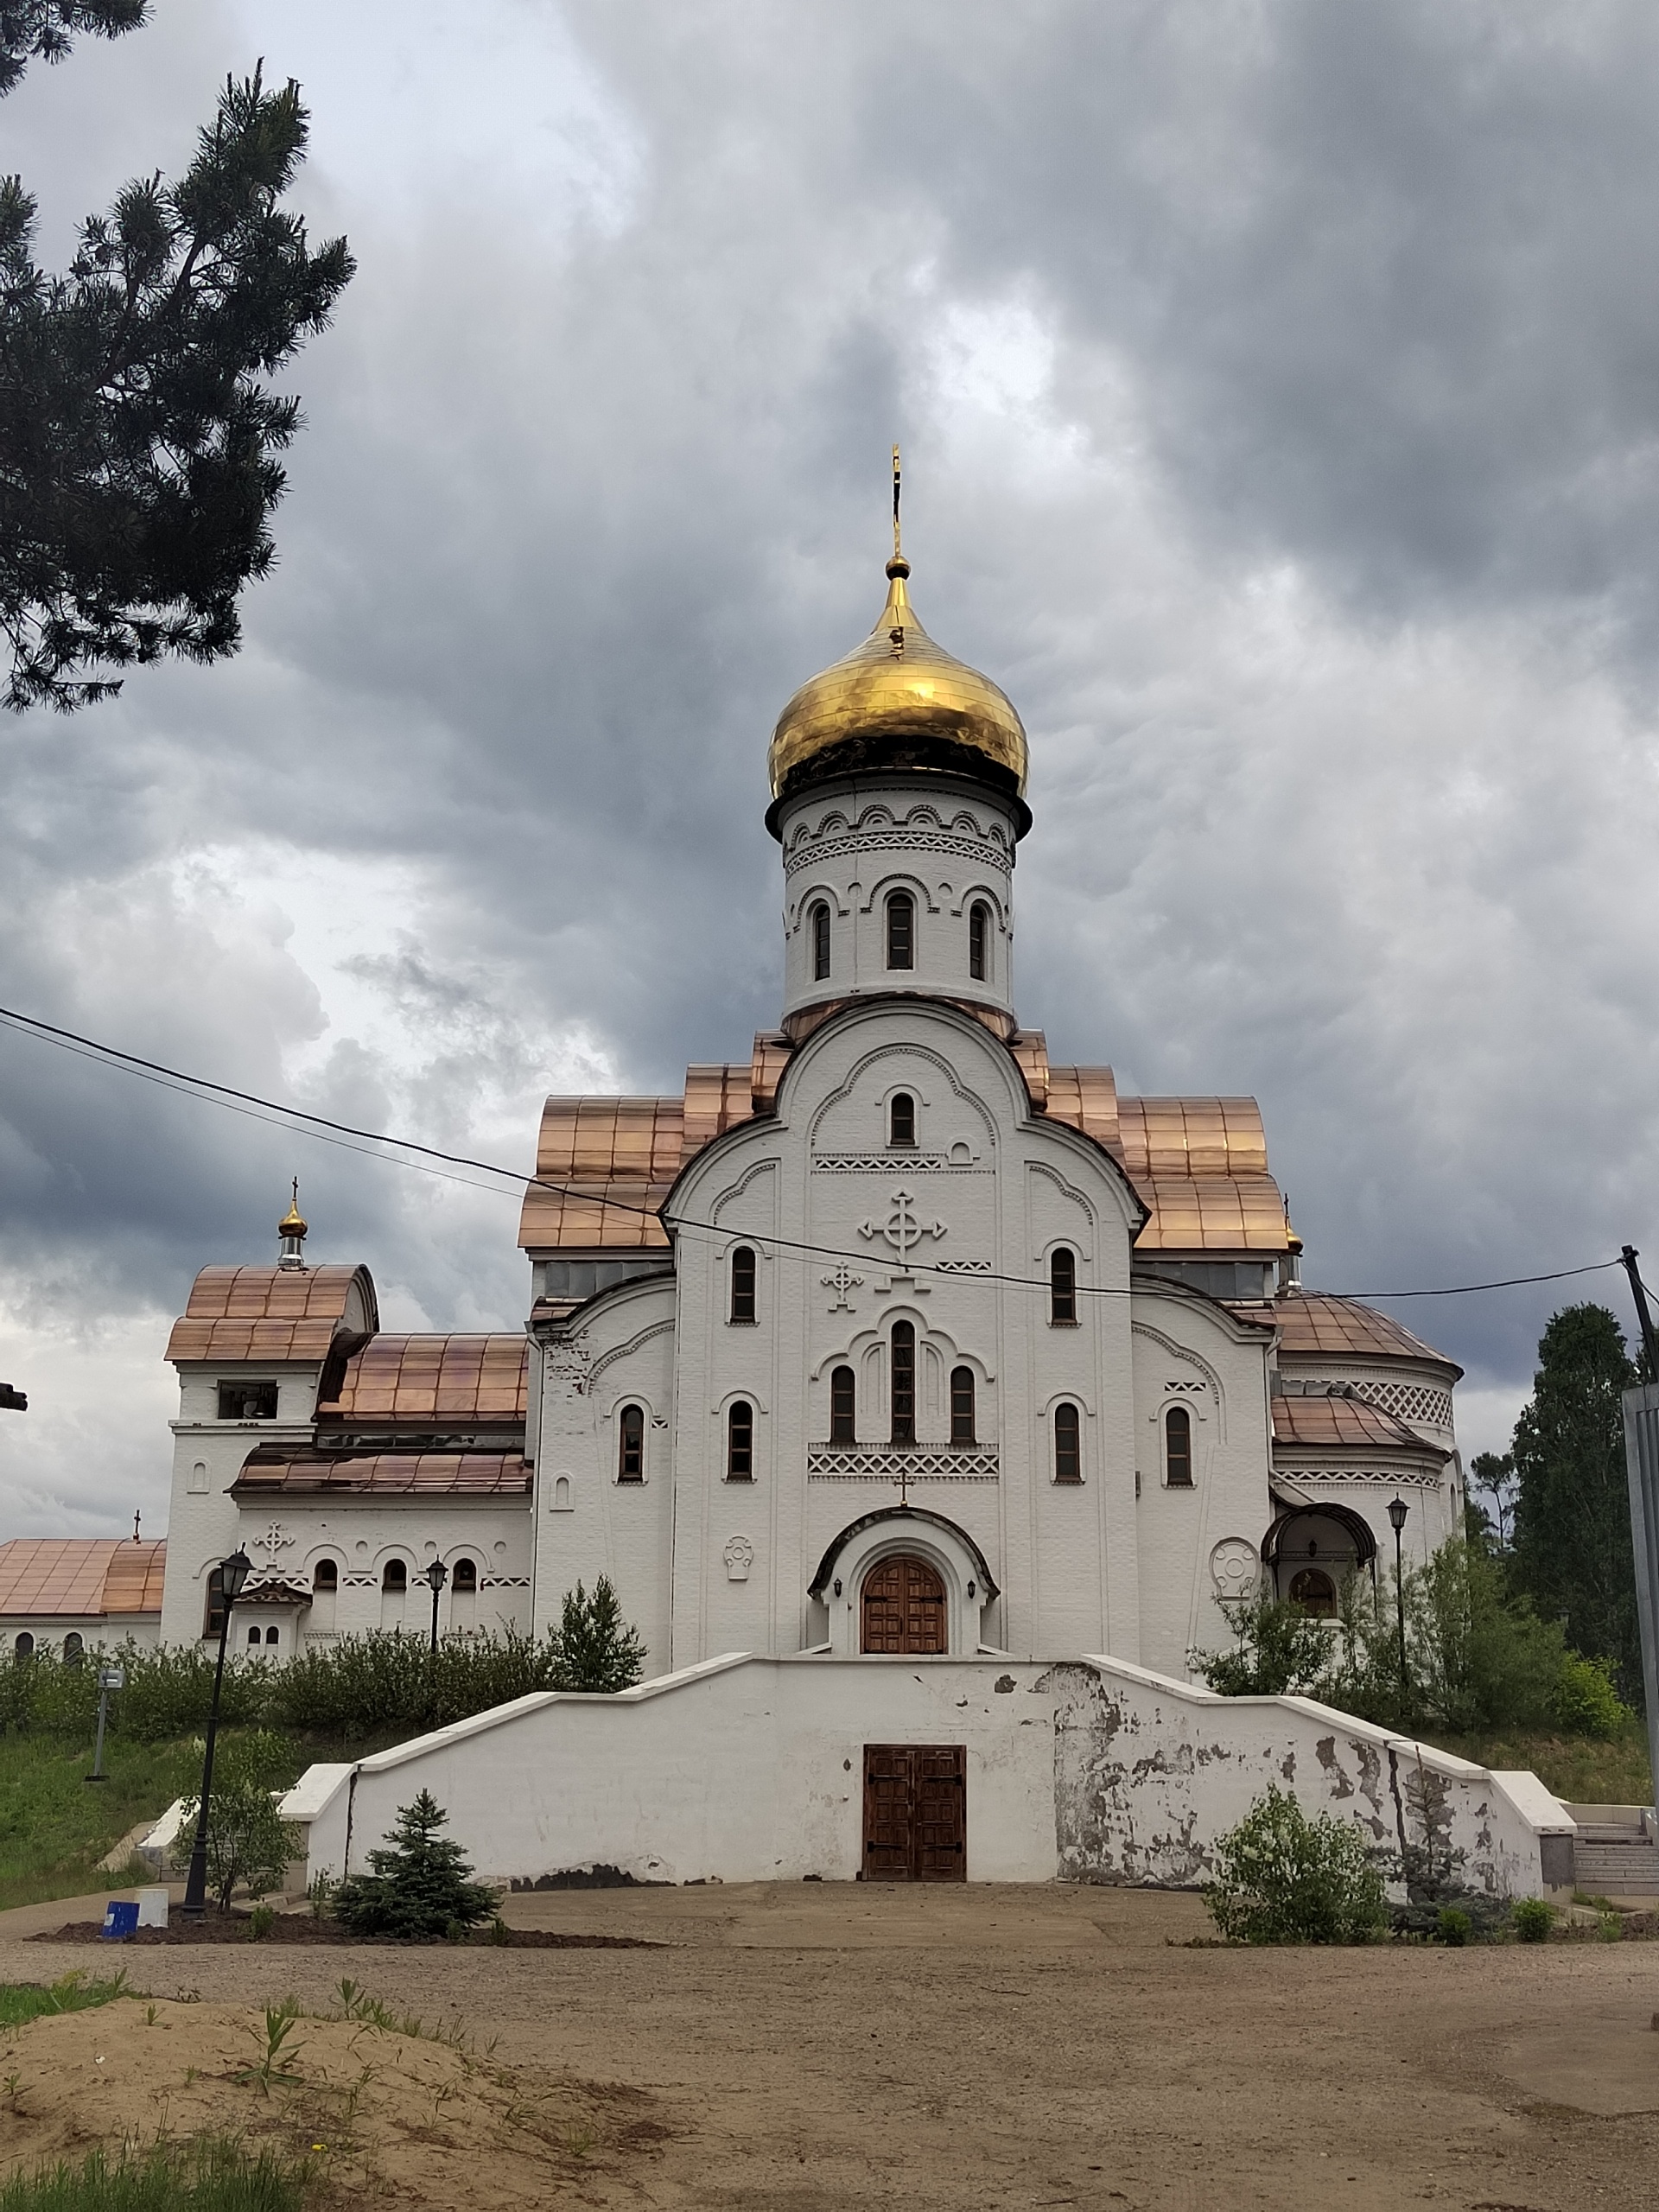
[1551,1651,1630,1739]
[177,1735,302,1911]
[1434,1906,1472,1946]
[1511,1897,1554,1942]
[245,1904,275,1941]
[1204,1785,1389,1945]
[331,1789,498,1940]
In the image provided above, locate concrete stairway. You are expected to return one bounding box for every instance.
[1565,1803,1659,1897]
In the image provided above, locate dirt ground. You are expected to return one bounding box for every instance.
[3,1881,1658,2210]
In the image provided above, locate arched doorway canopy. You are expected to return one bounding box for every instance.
[808,1507,1000,1603]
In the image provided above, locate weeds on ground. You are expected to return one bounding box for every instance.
[232,2003,306,2096]
[0,1974,129,2027]
[0,2133,311,2211]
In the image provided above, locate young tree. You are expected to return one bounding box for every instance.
[549,1576,647,1693]
[1468,1451,1516,1554]
[0,2,146,96]
[1,54,353,709]
[1508,1304,1642,1701]
[177,1730,301,1911]
[331,1789,499,1939]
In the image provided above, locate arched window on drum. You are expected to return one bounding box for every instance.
[1164,1406,1193,1488]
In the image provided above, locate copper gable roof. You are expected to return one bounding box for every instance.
[0,1537,167,1618]
[518,1026,1290,1262]
[166,1264,377,1363]
[317,1335,528,1423]
[234,1450,531,1497]
[1273,1395,1450,1463]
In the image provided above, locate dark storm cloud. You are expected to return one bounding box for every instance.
[3,0,1658,1530]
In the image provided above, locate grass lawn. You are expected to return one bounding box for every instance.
[0,1734,205,1911]
[1439,1719,1653,1806]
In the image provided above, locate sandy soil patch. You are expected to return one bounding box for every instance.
[0,1993,666,2208]
[2,1883,1657,2210]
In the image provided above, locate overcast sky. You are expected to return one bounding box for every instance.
[3,0,1657,1539]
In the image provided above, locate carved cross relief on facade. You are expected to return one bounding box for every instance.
[821,1262,863,1313]
[254,1520,294,1566]
[859,1185,947,1292]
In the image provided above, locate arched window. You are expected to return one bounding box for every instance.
[727,1401,754,1481]
[312,1558,339,1592]
[247,1624,263,1647]
[969,900,990,982]
[730,1246,757,1324]
[1164,1406,1193,1488]
[382,1558,408,1592]
[886,890,914,970]
[1053,1402,1082,1484]
[890,1320,916,1444]
[950,1366,976,1445]
[452,1557,478,1593]
[62,1631,83,1664]
[13,1631,33,1658]
[811,900,831,981]
[1289,1567,1336,1617]
[830,1365,856,1443]
[265,1625,280,1647]
[618,1402,645,1481]
[203,1567,226,1638]
[1050,1247,1077,1325]
[889,1091,915,1147]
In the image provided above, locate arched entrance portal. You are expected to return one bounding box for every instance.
[861,1554,947,1654]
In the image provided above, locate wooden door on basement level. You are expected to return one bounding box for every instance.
[861,1745,966,1880]
[860,1554,947,1653]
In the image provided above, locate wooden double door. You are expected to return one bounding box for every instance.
[861,1745,966,1881]
[861,1554,947,1654]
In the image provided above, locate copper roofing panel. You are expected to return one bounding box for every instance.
[1043,1065,1120,1150]
[1008,1030,1049,1109]
[1262,1294,1462,1376]
[518,1066,756,1253]
[1115,1098,1268,1180]
[1273,1396,1449,1460]
[165,1318,343,1362]
[235,1450,531,1496]
[0,1537,167,1618]
[319,1335,529,1421]
[1132,1175,1292,1253]
[750,1032,791,1113]
[180,1265,362,1322]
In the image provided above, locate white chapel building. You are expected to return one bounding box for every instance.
[84,537,1470,1686]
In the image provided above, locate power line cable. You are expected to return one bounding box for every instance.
[0,1001,1626,1308]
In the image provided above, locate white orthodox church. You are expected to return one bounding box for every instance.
[3,524,1559,1902]
[41,527,1456,1681]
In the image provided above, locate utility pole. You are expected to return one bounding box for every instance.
[1620,1246,1659,1377]
[1619,1245,1659,1811]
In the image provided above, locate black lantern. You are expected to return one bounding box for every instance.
[1386,1497,1409,1718]
[424,1557,448,1656]
[180,1548,253,1918]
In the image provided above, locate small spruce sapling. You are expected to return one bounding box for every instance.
[331,1789,498,1940]
[549,1576,647,1694]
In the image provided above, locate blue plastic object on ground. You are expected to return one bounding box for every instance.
[99,1899,139,1941]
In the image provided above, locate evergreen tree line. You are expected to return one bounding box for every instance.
[1196,1302,1649,1735]
[0,1578,645,1744]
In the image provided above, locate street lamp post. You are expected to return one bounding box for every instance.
[1387,1496,1410,1718]
[424,1558,448,1656]
[180,1548,251,1919]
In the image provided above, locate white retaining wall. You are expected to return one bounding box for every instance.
[284,1651,1574,1898]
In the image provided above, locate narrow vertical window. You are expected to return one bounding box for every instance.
[1165,1405,1193,1488]
[12,1631,33,1658]
[730,1245,757,1324]
[950,1366,976,1445]
[830,1365,856,1443]
[890,1321,915,1444]
[727,1401,754,1481]
[248,1624,262,1647]
[312,1558,338,1592]
[203,1567,226,1638]
[619,1402,645,1481]
[811,900,831,981]
[1054,1402,1082,1484]
[62,1631,84,1664]
[381,1558,407,1592]
[1050,1247,1077,1325]
[886,890,914,970]
[889,1091,915,1147]
[969,900,989,982]
[453,1557,478,1592]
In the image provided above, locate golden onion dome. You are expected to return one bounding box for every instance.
[277,1182,308,1241]
[767,555,1028,819]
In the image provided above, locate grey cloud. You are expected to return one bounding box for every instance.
[3,0,1657,1533]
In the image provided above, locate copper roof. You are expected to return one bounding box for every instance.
[318,1335,528,1422]
[0,1538,167,1618]
[234,1450,531,1497]
[1256,1293,1461,1376]
[166,1264,376,1363]
[1273,1395,1450,1462]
